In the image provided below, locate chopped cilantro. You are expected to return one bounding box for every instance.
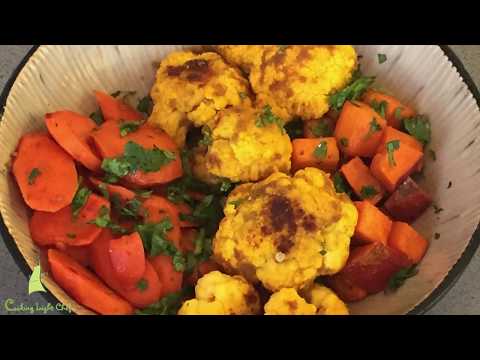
[339,137,349,148]
[329,71,375,111]
[198,126,213,146]
[27,168,41,185]
[386,140,400,167]
[403,115,431,145]
[377,53,387,64]
[119,120,143,137]
[137,96,153,116]
[136,278,149,292]
[256,105,285,133]
[394,107,403,121]
[370,100,387,119]
[135,286,194,315]
[365,117,382,139]
[311,119,333,137]
[360,185,379,199]
[229,198,246,209]
[332,172,352,196]
[313,141,328,159]
[387,265,418,291]
[72,186,92,219]
[89,109,104,126]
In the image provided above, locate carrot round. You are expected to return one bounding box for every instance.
[47,248,134,315]
[29,193,110,247]
[95,90,143,123]
[334,101,387,158]
[180,228,198,253]
[291,137,339,173]
[45,111,102,172]
[12,132,78,212]
[370,142,423,192]
[150,255,183,296]
[54,243,91,268]
[89,177,136,203]
[109,232,146,289]
[90,121,183,187]
[388,222,429,264]
[353,201,393,246]
[362,90,416,129]
[376,126,423,154]
[89,230,163,308]
[340,157,385,205]
[142,195,182,248]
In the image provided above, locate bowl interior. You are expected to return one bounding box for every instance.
[1,45,480,315]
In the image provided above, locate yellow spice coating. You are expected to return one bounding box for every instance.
[264,288,317,315]
[148,50,250,147]
[177,271,260,315]
[195,101,292,183]
[213,167,358,292]
[216,45,357,121]
[301,284,349,315]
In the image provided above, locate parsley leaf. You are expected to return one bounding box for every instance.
[135,189,153,198]
[88,205,111,227]
[377,53,387,64]
[394,107,403,121]
[135,286,194,315]
[339,137,349,148]
[72,186,92,219]
[329,71,375,111]
[137,96,153,116]
[403,115,431,145]
[256,105,285,133]
[311,119,333,137]
[136,278,149,292]
[27,168,41,185]
[370,100,387,119]
[120,198,144,220]
[136,219,186,271]
[365,117,382,139]
[386,140,400,167]
[313,141,328,159]
[360,185,379,199]
[219,180,232,193]
[119,120,143,137]
[387,265,418,291]
[97,183,110,199]
[332,172,352,196]
[89,109,104,126]
[186,194,224,237]
[198,126,213,146]
[229,198,246,209]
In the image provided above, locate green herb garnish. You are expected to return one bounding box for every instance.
[135,189,153,198]
[119,120,143,137]
[284,118,304,139]
[387,265,418,291]
[386,140,400,167]
[198,126,213,146]
[88,205,111,228]
[377,53,387,64]
[137,96,153,116]
[220,180,232,193]
[97,183,110,199]
[403,115,431,145]
[136,279,149,292]
[360,185,379,199]
[394,107,403,121]
[27,168,41,185]
[329,72,375,111]
[313,141,328,159]
[256,105,285,133]
[135,286,194,315]
[339,137,349,148]
[311,119,333,137]
[72,186,92,219]
[228,198,246,209]
[89,109,104,126]
[120,198,144,220]
[365,117,382,139]
[332,172,352,195]
[370,100,387,119]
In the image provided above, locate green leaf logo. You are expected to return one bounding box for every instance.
[28,264,46,295]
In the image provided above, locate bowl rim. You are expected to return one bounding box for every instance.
[0,45,479,315]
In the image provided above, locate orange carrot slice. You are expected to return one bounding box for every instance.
[95,91,143,123]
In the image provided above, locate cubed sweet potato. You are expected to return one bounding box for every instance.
[383,177,432,222]
[353,201,393,246]
[388,222,429,264]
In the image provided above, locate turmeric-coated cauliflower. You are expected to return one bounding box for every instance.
[301,284,349,315]
[177,271,260,315]
[264,288,317,315]
[217,45,357,121]
[148,50,250,147]
[193,101,292,183]
[213,167,358,292]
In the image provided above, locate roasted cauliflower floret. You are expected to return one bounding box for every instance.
[193,101,292,183]
[216,45,357,122]
[301,284,349,315]
[148,50,250,147]
[213,167,358,291]
[177,271,260,315]
[264,288,316,315]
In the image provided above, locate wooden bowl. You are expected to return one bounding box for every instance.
[1,45,480,315]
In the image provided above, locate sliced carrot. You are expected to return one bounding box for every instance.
[109,232,146,289]
[291,137,339,173]
[54,243,91,268]
[340,157,385,205]
[90,121,183,187]
[176,202,196,228]
[45,111,101,172]
[95,90,143,123]
[376,126,423,154]
[334,101,387,158]
[89,177,136,203]
[89,230,163,308]
[150,255,183,296]
[12,132,78,212]
[304,117,336,138]
[180,228,198,253]
[388,222,429,264]
[353,201,393,246]
[370,142,423,192]
[47,248,134,315]
[362,90,416,129]
[29,193,110,247]
[142,195,182,248]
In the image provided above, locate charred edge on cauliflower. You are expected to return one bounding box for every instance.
[166,59,213,83]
